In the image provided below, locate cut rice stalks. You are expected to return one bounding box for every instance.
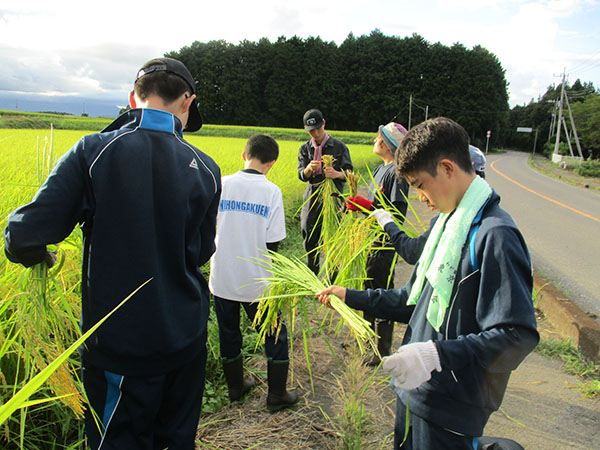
[252,251,378,359]
[324,212,382,289]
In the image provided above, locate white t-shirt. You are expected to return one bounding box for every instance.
[209,170,286,302]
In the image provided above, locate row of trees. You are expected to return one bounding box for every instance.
[506,80,599,158]
[167,31,509,147]
[167,31,597,156]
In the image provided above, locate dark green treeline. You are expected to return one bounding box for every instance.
[168,30,509,147]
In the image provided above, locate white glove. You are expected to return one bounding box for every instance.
[382,341,441,391]
[369,209,394,228]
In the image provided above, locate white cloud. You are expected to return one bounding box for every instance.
[1,0,598,109]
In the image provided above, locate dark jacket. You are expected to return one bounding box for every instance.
[345,191,539,436]
[4,108,221,376]
[297,135,353,193]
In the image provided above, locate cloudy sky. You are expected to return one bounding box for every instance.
[1,0,599,113]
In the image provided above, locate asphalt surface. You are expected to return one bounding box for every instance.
[485,151,600,322]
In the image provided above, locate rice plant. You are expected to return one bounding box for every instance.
[0,126,88,448]
[0,127,379,446]
[333,345,381,449]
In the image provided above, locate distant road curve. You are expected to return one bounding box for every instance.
[486,151,600,321]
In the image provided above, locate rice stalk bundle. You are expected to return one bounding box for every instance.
[252,251,377,356]
[0,279,149,427]
[311,172,342,276]
[345,170,359,198]
[324,212,383,289]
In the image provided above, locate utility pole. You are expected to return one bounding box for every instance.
[548,100,557,140]
[553,69,566,156]
[408,95,413,129]
[564,92,583,158]
[552,68,583,160]
[425,105,429,121]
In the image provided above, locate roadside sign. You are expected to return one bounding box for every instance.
[486,130,491,138]
[517,127,533,133]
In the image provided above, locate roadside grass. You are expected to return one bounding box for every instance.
[528,154,600,192]
[532,281,600,398]
[536,337,600,398]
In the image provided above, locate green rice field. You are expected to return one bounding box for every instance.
[0,126,379,447]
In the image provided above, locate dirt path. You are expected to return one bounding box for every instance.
[196,314,399,449]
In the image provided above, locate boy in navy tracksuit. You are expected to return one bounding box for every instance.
[318,117,539,449]
[4,58,221,449]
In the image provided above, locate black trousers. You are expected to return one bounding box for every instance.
[214,296,289,361]
[82,342,207,450]
[300,186,322,275]
[364,246,396,356]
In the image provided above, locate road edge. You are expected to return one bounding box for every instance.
[534,270,600,363]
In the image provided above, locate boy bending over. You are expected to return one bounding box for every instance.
[318,117,538,449]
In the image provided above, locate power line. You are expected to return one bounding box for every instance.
[573,60,600,75]
[567,48,600,73]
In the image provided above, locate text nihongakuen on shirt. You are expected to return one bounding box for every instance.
[209,171,286,302]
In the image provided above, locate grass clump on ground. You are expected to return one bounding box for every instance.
[528,154,600,191]
[536,337,600,398]
[576,159,600,178]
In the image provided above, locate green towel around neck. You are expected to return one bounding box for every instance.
[407,176,492,331]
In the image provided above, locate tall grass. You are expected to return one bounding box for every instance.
[1,127,88,448]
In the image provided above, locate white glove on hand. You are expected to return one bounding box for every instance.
[382,341,441,391]
[369,209,394,228]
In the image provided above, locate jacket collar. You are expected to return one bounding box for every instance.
[101,108,184,137]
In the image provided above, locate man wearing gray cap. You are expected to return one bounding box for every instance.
[297,108,353,274]
[4,57,221,449]
[469,145,487,178]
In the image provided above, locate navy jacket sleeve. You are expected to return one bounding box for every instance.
[4,142,90,267]
[345,287,415,323]
[383,222,430,265]
[336,143,353,173]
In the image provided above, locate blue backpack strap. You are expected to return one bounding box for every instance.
[468,196,491,271]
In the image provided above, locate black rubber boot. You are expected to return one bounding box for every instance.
[222,353,256,402]
[364,318,394,367]
[266,360,299,412]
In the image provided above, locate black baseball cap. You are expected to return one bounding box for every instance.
[303,109,324,131]
[136,57,203,132]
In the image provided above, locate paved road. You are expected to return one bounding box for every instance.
[486,150,600,321]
